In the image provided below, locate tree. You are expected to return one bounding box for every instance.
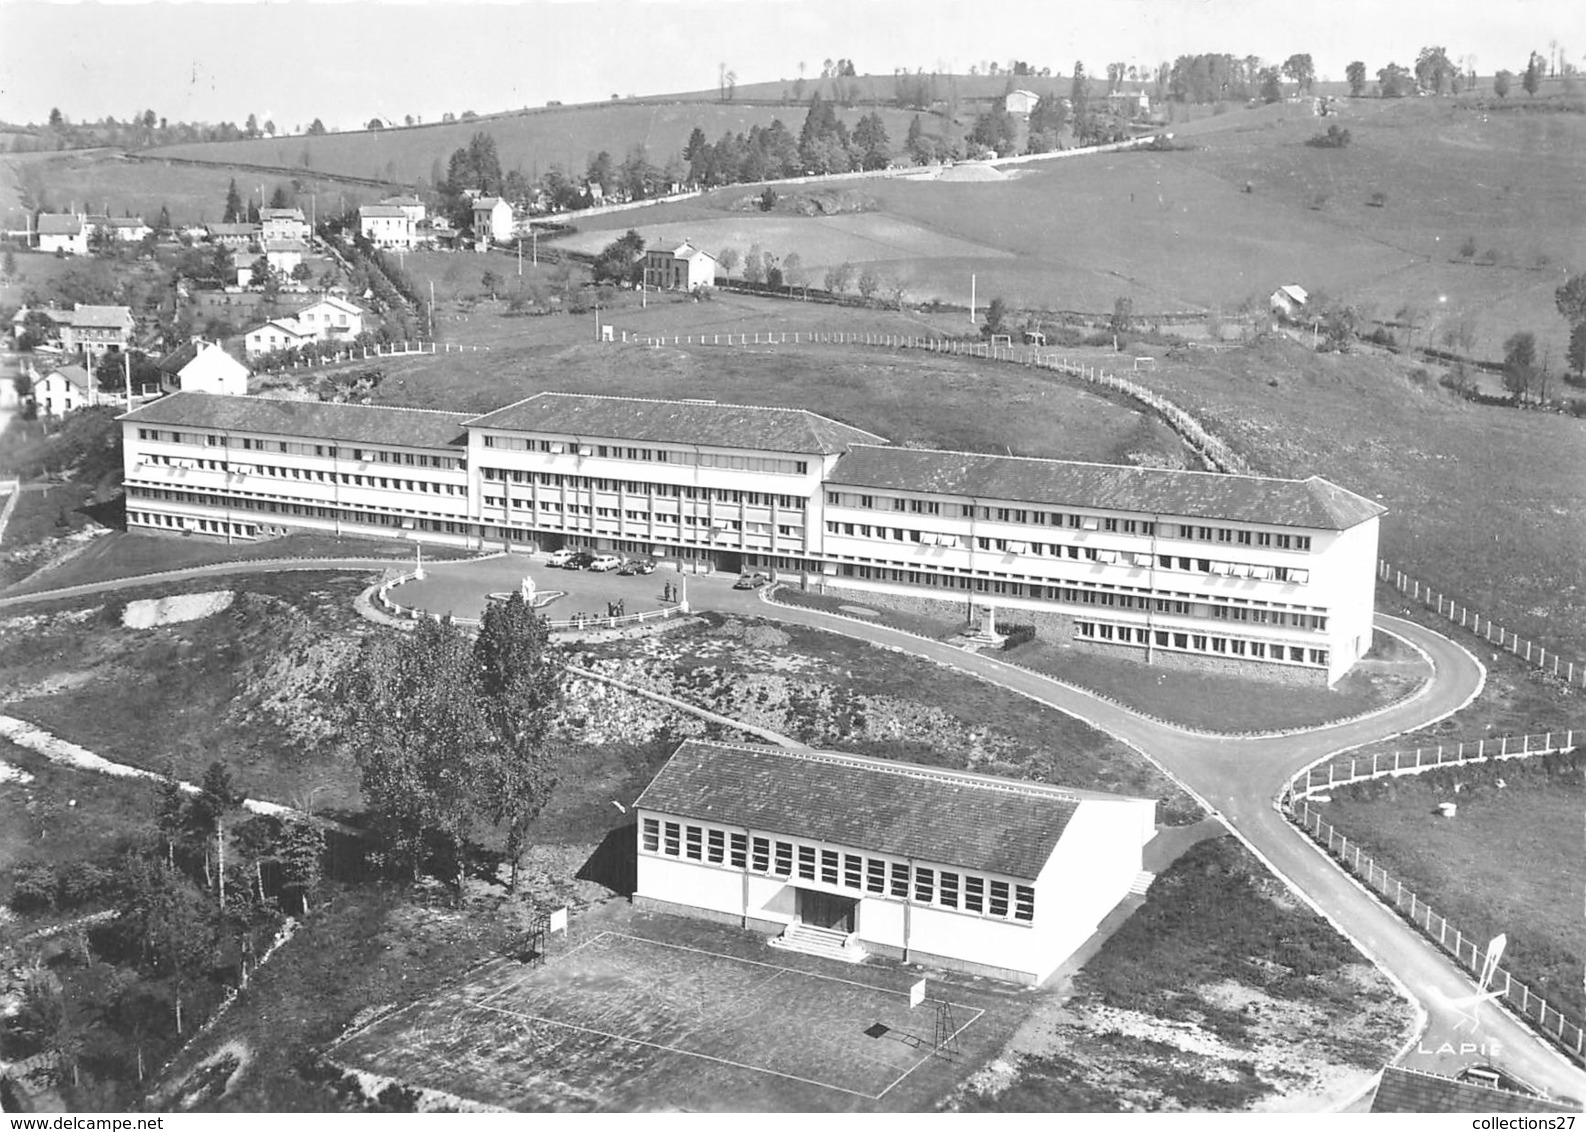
[1346,61,1367,97]
[1523,51,1545,96]
[190,762,241,906]
[276,820,324,914]
[592,229,645,285]
[823,260,854,294]
[473,593,565,894]
[852,111,891,170]
[715,246,739,277]
[743,243,765,284]
[1415,46,1455,94]
[1554,274,1586,328]
[93,348,159,394]
[268,184,292,209]
[245,113,259,138]
[1070,61,1091,126]
[307,118,327,135]
[1259,67,1284,103]
[1568,321,1586,382]
[1503,331,1537,401]
[982,297,1009,339]
[856,268,879,302]
[2,249,17,278]
[781,252,804,291]
[1493,70,1513,98]
[1377,63,1411,98]
[223,179,244,223]
[48,107,64,127]
[156,204,172,234]
[1282,54,1315,93]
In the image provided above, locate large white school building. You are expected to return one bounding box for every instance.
[633,740,1157,985]
[119,389,1384,683]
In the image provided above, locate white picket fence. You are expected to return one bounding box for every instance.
[1286,729,1579,801]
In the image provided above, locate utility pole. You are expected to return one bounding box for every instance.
[123,348,133,408]
[970,273,976,324]
[518,236,523,276]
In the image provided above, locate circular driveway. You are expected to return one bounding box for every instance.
[389,554,674,623]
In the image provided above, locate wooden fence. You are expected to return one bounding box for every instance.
[1286,730,1579,801]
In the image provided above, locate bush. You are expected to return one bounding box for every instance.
[9,861,56,912]
[1306,124,1352,148]
[57,859,115,909]
[1002,623,1037,650]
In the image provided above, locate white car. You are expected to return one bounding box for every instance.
[545,548,576,568]
[588,553,623,572]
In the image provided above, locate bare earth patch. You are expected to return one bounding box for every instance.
[121,590,235,629]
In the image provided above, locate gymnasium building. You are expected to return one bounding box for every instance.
[118,389,1384,683]
[632,740,1157,986]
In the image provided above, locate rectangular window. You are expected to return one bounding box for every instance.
[686,826,703,861]
[914,867,935,904]
[1015,885,1035,922]
[939,871,960,909]
[964,875,985,913]
[798,845,816,880]
[752,837,770,873]
[866,858,887,894]
[890,861,911,898]
[775,841,793,877]
[820,849,839,885]
[989,880,1010,917]
[664,822,681,856]
[641,818,659,852]
[707,828,725,864]
[843,854,863,889]
[729,832,747,869]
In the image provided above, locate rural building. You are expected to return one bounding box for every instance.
[381,195,427,224]
[359,204,415,250]
[1003,89,1041,115]
[88,216,152,244]
[471,197,514,249]
[10,304,70,348]
[294,295,364,341]
[633,740,1155,985]
[36,213,88,255]
[641,242,717,291]
[1269,285,1308,320]
[206,223,261,249]
[1369,1066,1580,1114]
[243,318,314,357]
[264,240,306,277]
[260,208,310,243]
[116,391,1384,683]
[35,365,98,416]
[61,305,135,362]
[1104,90,1152,119]
[157,339,250,397]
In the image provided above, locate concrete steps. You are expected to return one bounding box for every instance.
[1128,871,1156,897]
[768,923,868,965]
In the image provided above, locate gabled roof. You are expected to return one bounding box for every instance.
[297,295,363,317]
[473,196,507,209]
[382,195,423,207]
[1275,284,1308,304]
[36,214,82,235]
[657,242,715,262]
[207,223,260,237]
[635,740,1118,879]
[828,445,1385,531]
[158,340,247,378]
[359,205,408,218]
[44,365,93,392]
[70,305,134,329]
[99,217,149,230]
[264,240,307,253]
[119,392,470,450]
[1370,1066,1579,1114]
[260,208,305,221]
[246,318,311,338]
[464,392,888,455]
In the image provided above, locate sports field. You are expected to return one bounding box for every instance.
[329,924,1007,1112]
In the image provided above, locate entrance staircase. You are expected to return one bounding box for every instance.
[1128,871,1156,897]
[768,923,869,965]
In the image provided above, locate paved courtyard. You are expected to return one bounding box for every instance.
[390,554,684,623]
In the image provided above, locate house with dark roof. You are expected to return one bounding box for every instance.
[61,305,135,362]
[157,339,250,397]
[35,364,98,416]
[36,212,87,255]
[359,204,414,250]
[260,208,309,243]
[634,740,1156,984]
[206,222,261,249]
[641,241,717,291]
[471,197,514,249]
[1369,1065,1580,1114]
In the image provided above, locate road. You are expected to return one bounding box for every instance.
[3,557,1581,1101]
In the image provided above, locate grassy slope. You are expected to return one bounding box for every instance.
[1321,752,1584,1023]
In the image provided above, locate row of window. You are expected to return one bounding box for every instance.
[140,455,466,497]
[137,430,460,469]
[641,819,1036,922]
[480,436,808,476]
[127,487,468,533]
[479,469,806,510]
[826,492,1313,551]
[1075,620,1329,666]
[129,512,255,537]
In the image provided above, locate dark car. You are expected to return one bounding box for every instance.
[617,558,655,576]
[567,550,597,570]
[733,572,770,590]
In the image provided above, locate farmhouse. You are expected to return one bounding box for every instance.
[359,204,415,250]
[1003,89,1041,116]
[243,318,314,358]
[207,223,261,249]
[381,195,426,224]
[293,295,364,340]
[641,242,717,291]
[260,208,310,243]
[35,365,98,416]
[1270,285,1308,320]
[90,216,152,244]
[471,197,514,248]
[61,305,136,362]
[36,213,87,256]
[157,339,250,397]
[116,391,1384,683]
[633,740,1155,985]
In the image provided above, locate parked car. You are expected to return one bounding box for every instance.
[618,558,657,576]
[545,548,576,568]
[567,550,597,570]
[733,572,770,590]
[588,553,623,572]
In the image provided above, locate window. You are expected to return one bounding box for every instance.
[641,818,659,852]
[798,845,816,880]
[939,871,960,909]
[775,841,794,877]
[866,859,887,894]
[707,829,725,864]
[752,837,770,873]
[844,854,863,889]
[685,826,703,861]
[914,867,935,903]
[820,849,839,885]
[1015,885,1035,922]
[964,876,985,913]
[989,880,1010,917]
[729,832,747,869]
[664,822,681,856]
[890,861,911,898]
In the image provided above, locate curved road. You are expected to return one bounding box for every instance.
[3,557,1582,1100]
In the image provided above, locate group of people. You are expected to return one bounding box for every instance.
[604,599,626,619]
[662,581,680,603]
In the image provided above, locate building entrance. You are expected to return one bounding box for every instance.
[796,888,857,933]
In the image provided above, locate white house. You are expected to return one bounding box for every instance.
[1270,285,1309,320]
[35,365,98,416]
[1003,89,1041,116]
[471,197,514,249]
[260,208,310,243]
[634,740,1156,985]
[157,340,250,397]
[244,319,314,358]
[381,195,427,224]
[642,242,717,291]
[293,295,364,341]
[206,223,261,249]
[359,204,414,250]
[36,214,88,256]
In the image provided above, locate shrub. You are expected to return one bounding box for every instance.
[1367,191,1388,208]
[9,862,56,912]
[1002,623,1037,650]
[57,859,115,909]
[1306,124,1352,148]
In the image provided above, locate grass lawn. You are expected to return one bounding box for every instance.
[769,584,962,641]
[1321,752,1585,1024]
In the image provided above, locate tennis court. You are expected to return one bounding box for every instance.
[329,926,994,1111]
